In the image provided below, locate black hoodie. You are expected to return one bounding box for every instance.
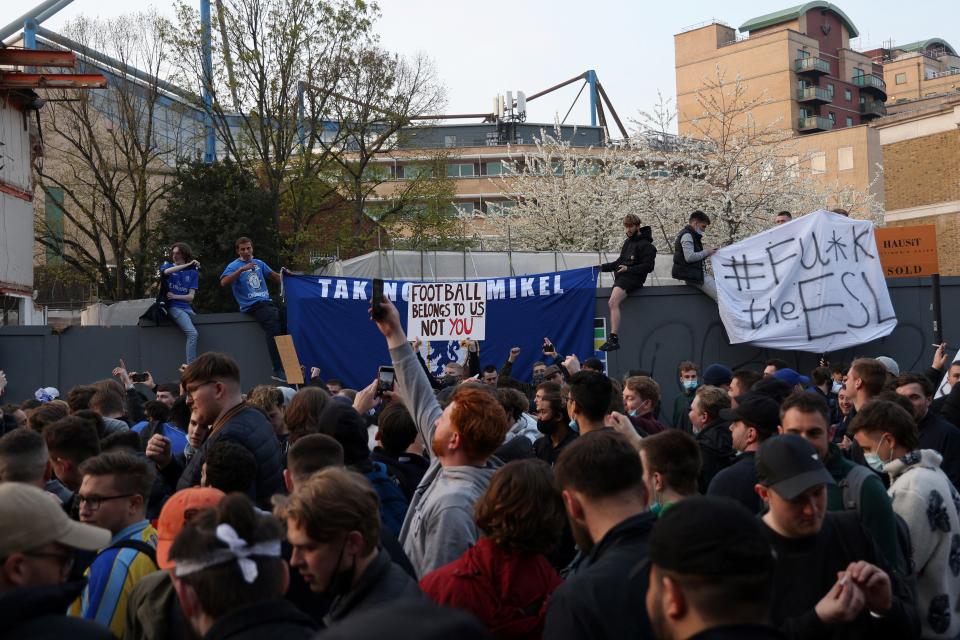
[600,225,657,286]
[0,580,112,640]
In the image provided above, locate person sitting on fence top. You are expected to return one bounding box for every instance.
[219,236,287,381]
[671,210,718,301]
[597,213,657,352]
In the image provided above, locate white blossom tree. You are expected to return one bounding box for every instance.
[500,69,882,254]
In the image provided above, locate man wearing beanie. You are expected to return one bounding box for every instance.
[755,435,919,639]
[702,364,733,391]
[646,496,782,639]
[0,482,113,638]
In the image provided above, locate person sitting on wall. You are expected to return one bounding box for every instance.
[598,213,657,352]
[671,210,718,301]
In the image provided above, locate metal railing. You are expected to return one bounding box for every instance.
[929,67,960,80]
[796,86,833,102]
[853,74,887,91]
[795,57,831,74]
[798,116,834,131]
[860,101,887,117]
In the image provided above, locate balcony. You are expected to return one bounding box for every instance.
[853,74,887,99]
[795,57,831,75]
[798,116,834,132]
[860,101,887,119]
[796,86,833,104]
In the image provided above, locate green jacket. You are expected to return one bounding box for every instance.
[671,390,694,432]
[825,444,906,577]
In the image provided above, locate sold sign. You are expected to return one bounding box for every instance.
[874,225,939,278]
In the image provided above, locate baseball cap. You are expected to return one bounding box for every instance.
[719,393,781,436]
[875,356,900,377]
[772,368,810,387]
[702,363,733,386]
[648,496,774,576]
[0,483,110,557]
[756,435,835,500]
[156,487,225,569]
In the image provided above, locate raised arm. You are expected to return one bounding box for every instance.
[372,298,442,458]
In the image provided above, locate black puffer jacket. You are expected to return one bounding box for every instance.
[177,405,283,506]
[0,580,113,640]
[600,226,657,284]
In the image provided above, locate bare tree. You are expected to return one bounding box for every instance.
[34,11,183,301]
[316,47,449,250]
[169,0,377,231]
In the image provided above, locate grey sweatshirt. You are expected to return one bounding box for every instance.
[390,342,501,578]
[680,231,711,264]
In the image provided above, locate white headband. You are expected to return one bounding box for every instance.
[173,523,281,584]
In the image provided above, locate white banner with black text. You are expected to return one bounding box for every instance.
[711,210,897,352]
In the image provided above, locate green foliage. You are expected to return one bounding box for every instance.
[155,159,279,313]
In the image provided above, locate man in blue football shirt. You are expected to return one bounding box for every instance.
[220,236,286,380]
[161,243,200,364]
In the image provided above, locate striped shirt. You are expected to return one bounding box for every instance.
[70,519,159,638]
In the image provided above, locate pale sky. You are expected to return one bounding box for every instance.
[3,0,958,128]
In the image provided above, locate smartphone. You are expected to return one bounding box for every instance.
[543,340,556,354]
[131,372,149,383]
[371,278,387,321]
[377,366,395,396]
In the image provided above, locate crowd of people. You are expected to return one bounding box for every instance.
[2,229,960,638]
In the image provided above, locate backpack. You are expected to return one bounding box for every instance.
[840,464,915,578]
[107,539,158,569]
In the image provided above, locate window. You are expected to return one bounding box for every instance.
[827,83,835,97]
[444,135,457,148]
[446,163,475,177]
[482,161,503,176]
[811,152,826,174]
[895,73,907,85]
[405,163,434,179]
[486,201,516,216]
[845,116,854,127]
[44,187,65,266]
[844,89,852,101]
[797,49,810,59]
[828,112,836,124]
[838,147,853,170]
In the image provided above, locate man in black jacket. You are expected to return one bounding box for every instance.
[671,210,718,300]
[646,497,783,640]
[275,466,421,626]
[0,483,113,640]
[145,353,283,507]
[893,373,960,489]
[707,393,780,512]
[755,435,919,640]
[544,430,657,639]
[689,385,735,493]
[598,214,657,352]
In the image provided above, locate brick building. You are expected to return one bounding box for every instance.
[877,95,960,273]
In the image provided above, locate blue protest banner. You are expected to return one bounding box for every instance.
[284,267,598,389]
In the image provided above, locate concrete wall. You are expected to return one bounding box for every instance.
[2,281,958,421]
[0,313,278,403]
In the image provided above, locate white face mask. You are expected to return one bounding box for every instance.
[831,381,843,394]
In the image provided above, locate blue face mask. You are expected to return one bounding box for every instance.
[682,380,698,392]
[650,502,663,516]
[628,409,638,417]
[831,380,843,394]
[569,419,580,434]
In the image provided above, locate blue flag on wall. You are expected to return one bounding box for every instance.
[284,267,598,389]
